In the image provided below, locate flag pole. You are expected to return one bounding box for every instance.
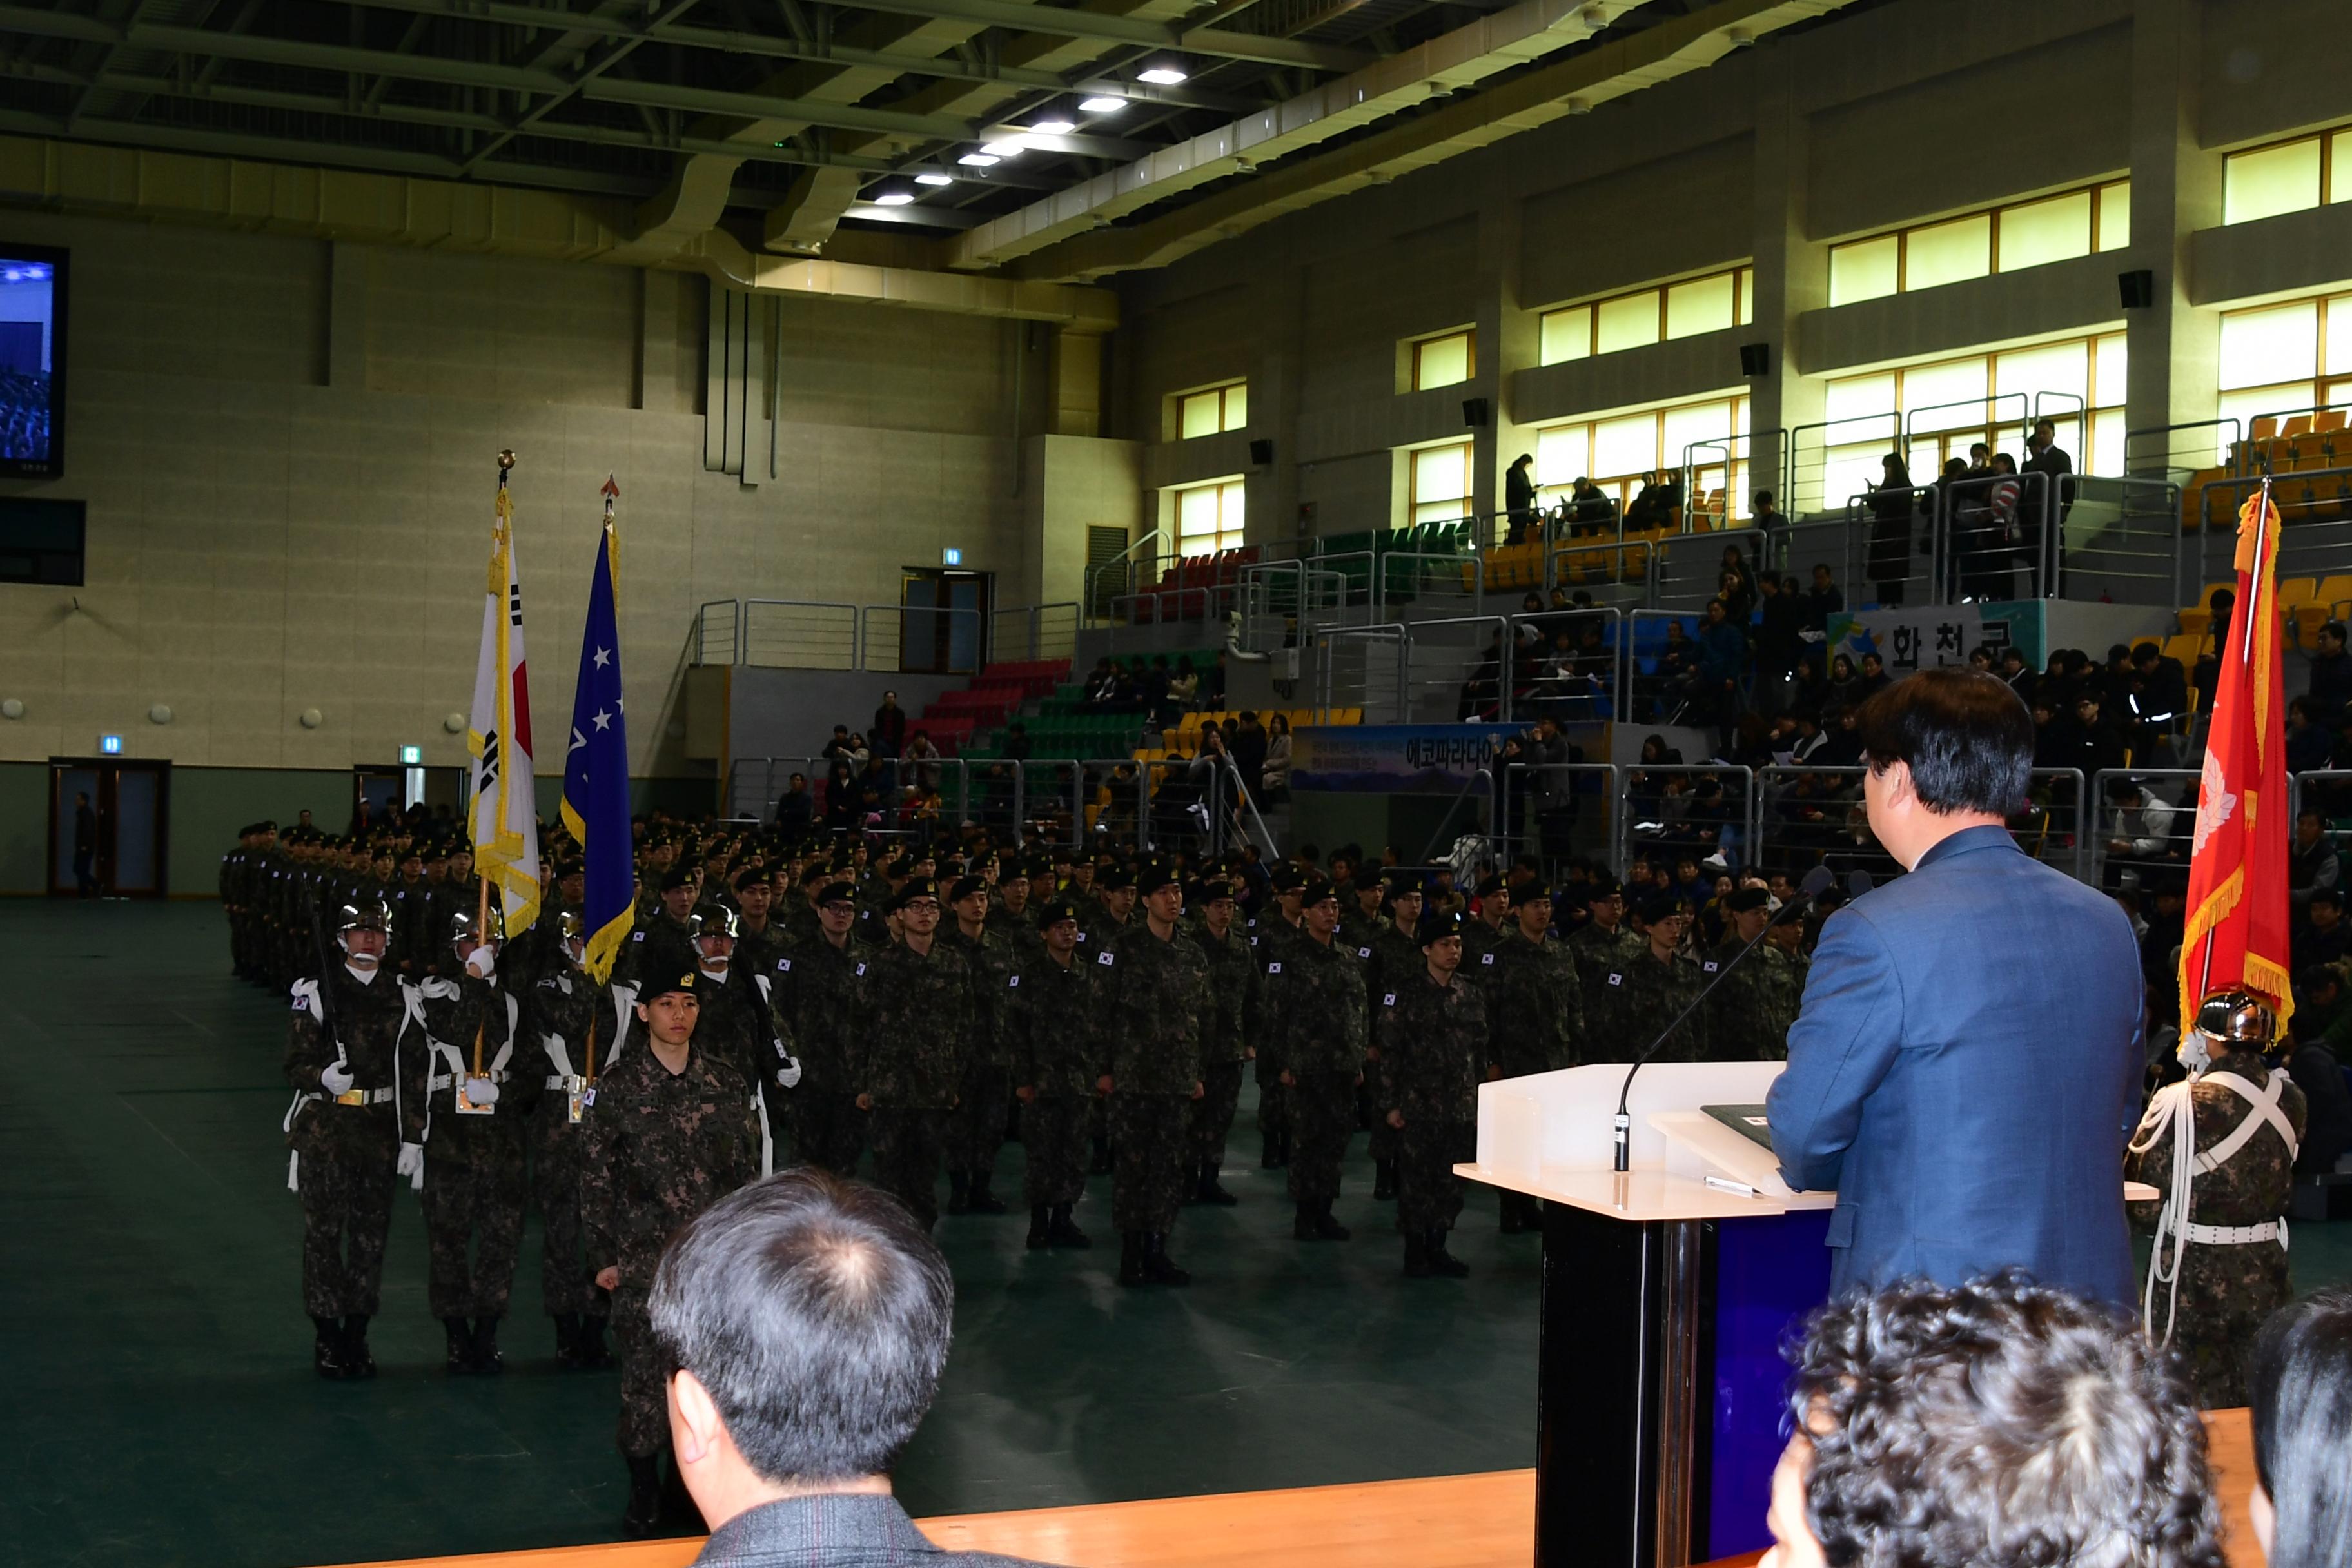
[472,450,516,1084]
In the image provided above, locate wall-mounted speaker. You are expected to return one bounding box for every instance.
[1249,438,1275,466]
[2118,268,2155,309]
[1739,342,1771,377]
[1462,397,1491,427]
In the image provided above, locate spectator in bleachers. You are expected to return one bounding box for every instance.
[1505,452,1538,545]
[1763,1273,2222,1568]
[2289,696,2336,777]
[1752,489,1788,571]
[1260,714,1292,804]
[2308,621,2352,723]
[773,773,814,838]
[2193,589,2235,718]
[1823,653,1862,720]
[1083,656,1116,703]
[821,723,854,761]
[1565,476,1618,538]
[2101,776,2179,890]
[1717,567,1755,624]
[1168,655,1200,712]
[2297,887,2349,970]
[1230,712,1268,801]
[2290,808,2340,915]
[2284,975,2352,1175]
[872,691,909,760]
[1625,471,1676,533]
[1754,574,1805,716]
[1695,598,1748,743]
[2249,1290,2352,1568]
[903,729,943,795]
[1866,453,1916,605]
[843,731,873,773]
[1788,652,1829,722]
[1720,544,1757,613]
[1998,646,2034,700]
[823,761,863,834]
[1853,652,1893,705]
[1805,562,1844,632]
[1932,456,1973,601]
[1458,627,1505,721]
[1202,651,1227,709]
[2130,640,2190,736]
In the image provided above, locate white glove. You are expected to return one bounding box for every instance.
[776,1051,803,1090]
[397,1142,426,1190]
[466,946,498,980]
[319,1062,354,1095]
[464,1075,500,1106]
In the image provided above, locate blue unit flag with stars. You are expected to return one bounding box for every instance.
[560,513,633,985]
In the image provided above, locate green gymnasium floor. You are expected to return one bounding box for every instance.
[8,901,2351,1568]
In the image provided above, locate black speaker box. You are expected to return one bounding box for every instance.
[1739,342,1770,377]
[2119,269,2155,309]
[1462,397,1491,427]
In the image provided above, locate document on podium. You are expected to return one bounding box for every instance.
[1701,1104,1775,1151]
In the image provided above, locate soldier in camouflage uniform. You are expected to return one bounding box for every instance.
[524,909,625,1369]
[1365,876,1425,1200]
[1602,894,1710,1061]
[1264,879,1368,1241]
[1564,881,1642,1002]
[770,879,865,1177]
[1095,863,1210,1286]
[582,968,760,1536]
[1458,874,1511,984]
[281,896,427,1380]
[413,906,533,1375]
[852,877,974,1231]
[384,845,436,980]
[678,902,796,1179]
[1480,884,1586,1233]
[616,865,697,986]
[730,865,792,976]
[1188,877,1253,1206]
[1703,887,1808,1060]
[1014,899,1099,1250]
[1377,912,1486,1279]
[2127,989,2306,1408]
[944,875,1019,1217]
[1248,865,1309,1168]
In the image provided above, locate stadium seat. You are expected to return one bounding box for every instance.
[2176,582,2233,638]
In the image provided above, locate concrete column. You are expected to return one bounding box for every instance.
[2125,0,2224,471]
[637,269,688,415]
[326,242,368,390]
[1250,261,1308,548]
[1045,329,1105,438]
[1747,68,1827,514]
[1475,186,1527,533]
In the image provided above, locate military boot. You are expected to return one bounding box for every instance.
[553,1312,583,1367]
[1499,1191,1528,1235]
[1027,1205,1052,1251]
[1402,1231,1435,1278]
[341,1314,377,1379]
[443,1317,476,1375]
[1372,1159,1398,1201]
[1195,1161,1238,1206]
[1047,1204,1092,1249]
[1309,1200,1352,1241]
[1117,1231,1149,1287]
[620,1456,663,1538]
[1260,1132,1283,1168]
[1426,1228,1470,1278]
[311,1315,348,1380]
[471,1316,504,1376]
[579,1314,612,1368]
[947,1170,972,1215]
[1142,1233,1192,1287]
[966,1171,1007,1215]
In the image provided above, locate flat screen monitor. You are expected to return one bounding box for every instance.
[0,242,66,478]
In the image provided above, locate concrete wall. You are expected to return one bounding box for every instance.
[0,213,1048,785]
[1110,0,2352,537]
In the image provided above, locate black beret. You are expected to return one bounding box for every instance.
[1036,899,1079,928]
[1135,863,1179,896]
[1099,865,1137,892]
[1420,910,1465,946]
[659,867,694,892]
[889,877,942,912]
[1634,893,1683,926]
[1197,877,1238,903]
[1475,874,1508,897]
[1270,865,1308,892]
[732,866,769,891]
[949,876,988,903]
[815,881,858,906]
[1301,877,1339,905]
[1583,880,1623,905]
[640,970,698,1002]
[1726,886,1772,914]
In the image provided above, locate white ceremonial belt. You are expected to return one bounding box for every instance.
[429,1071,508,1090]
[2182,1220,2283,1246]
[326,1087,395,1107]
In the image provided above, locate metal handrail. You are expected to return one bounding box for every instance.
[1496,761,1622,870]
[1416,765,1495,865]
[2125,416,2247,479]
[1084,526,1173,625]
[741,600,859,670]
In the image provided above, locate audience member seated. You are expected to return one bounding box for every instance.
[1760,1272,2221,1568]
[773,773,814,837]
[2286,970,2352,1172]
[2290,808,2341,914]
[2310,621,2352,725]
[2295,885,2350,970]
[1565,475,1618,537]
[2248,1289,2352,1568]
[652,1171,1056,1568]
[2102,776,2180,889]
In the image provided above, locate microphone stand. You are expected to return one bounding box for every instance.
[1611,866,1838,1172]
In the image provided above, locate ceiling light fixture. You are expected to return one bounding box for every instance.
[1079,95,1125,113]
[979,138,1027,157]
[1137,65,1189,84]
[914,172,956,186]
[1027,119,1076,136]
[873,191,915,206]
[957,152,1001,166]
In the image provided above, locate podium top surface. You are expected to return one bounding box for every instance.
[1453,1161,1834,1221]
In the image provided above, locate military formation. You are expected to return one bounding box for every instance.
[229,812,1830,1534]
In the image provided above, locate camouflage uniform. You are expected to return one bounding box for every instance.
[1484,926,1586,1077]
[1014,946,1101,1207]
[1365,921,1424,1171]
[1602,946,1710,1063]
[524,961,623,1327]
[283,965,426,1321]
[1248,914,1306,1152]
[385,875,438,980]
[1262,934,1369,1205]
[1190,921,1255,1171]
[683,960,792,1177]
[770,933,864,1176]
[414,972,533,1323]
[1377,967,1487,1235]
[1564,920,1643,1004]
[1096,923,1211,1234]
[1703,939,1808,1061]
[2126,1048,2307,1408]
[1458,914,1511,986]
[852,937,975,1229]
[733,914,792,980]
[944,922,1022,1201]
[581,1039,759,1458]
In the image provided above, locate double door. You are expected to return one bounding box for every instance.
[50,759,170,897]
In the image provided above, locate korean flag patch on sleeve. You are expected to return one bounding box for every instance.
[1097,950,1115,966]
[855,962,868,977]
[1382,992,1396,1007]
[1607,972,1623,986]
[776,958,792,972]
[1008,975,1020,988]
[1357,946,1372,959]
[1480,953,1495,965]
[1702,961,1719,974]
[1267,961,1283,975]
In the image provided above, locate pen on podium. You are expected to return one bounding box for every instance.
[1703,1175,1763,1199]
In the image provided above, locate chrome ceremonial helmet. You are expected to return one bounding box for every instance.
[2193,986,2277,1046]
[448,903,506,951]
[556,908,587,965]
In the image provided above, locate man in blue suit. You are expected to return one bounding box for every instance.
[1767,667,2144,1306]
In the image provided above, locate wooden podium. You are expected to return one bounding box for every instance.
[1457,1061,1836,1568]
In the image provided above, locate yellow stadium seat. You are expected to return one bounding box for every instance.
[2161,633,2202,666]
[2280,577,2319,608]
[2177,582,2233,638]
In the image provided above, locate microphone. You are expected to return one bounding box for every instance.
[1611,863,1839,1173]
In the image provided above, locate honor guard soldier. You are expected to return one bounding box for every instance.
[280,896,427,1380]
[1013,899,1100,1250]
[413,906,531,1375]
[525,909,632,1369]
[850,877,976,1231]
[1187,877,1251,1206]
[1377,911,1487,1279]
[771,881,865,1177]
[582,969,760,1537]
[1094,863,1211,1286]
[2128,988,2307,1407]
[943,875,1019,1217]
[1704,887,1808,1060]
[1262,879,1369,1241]
[679,902,800,1179]
[1482,885,1583,1233]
